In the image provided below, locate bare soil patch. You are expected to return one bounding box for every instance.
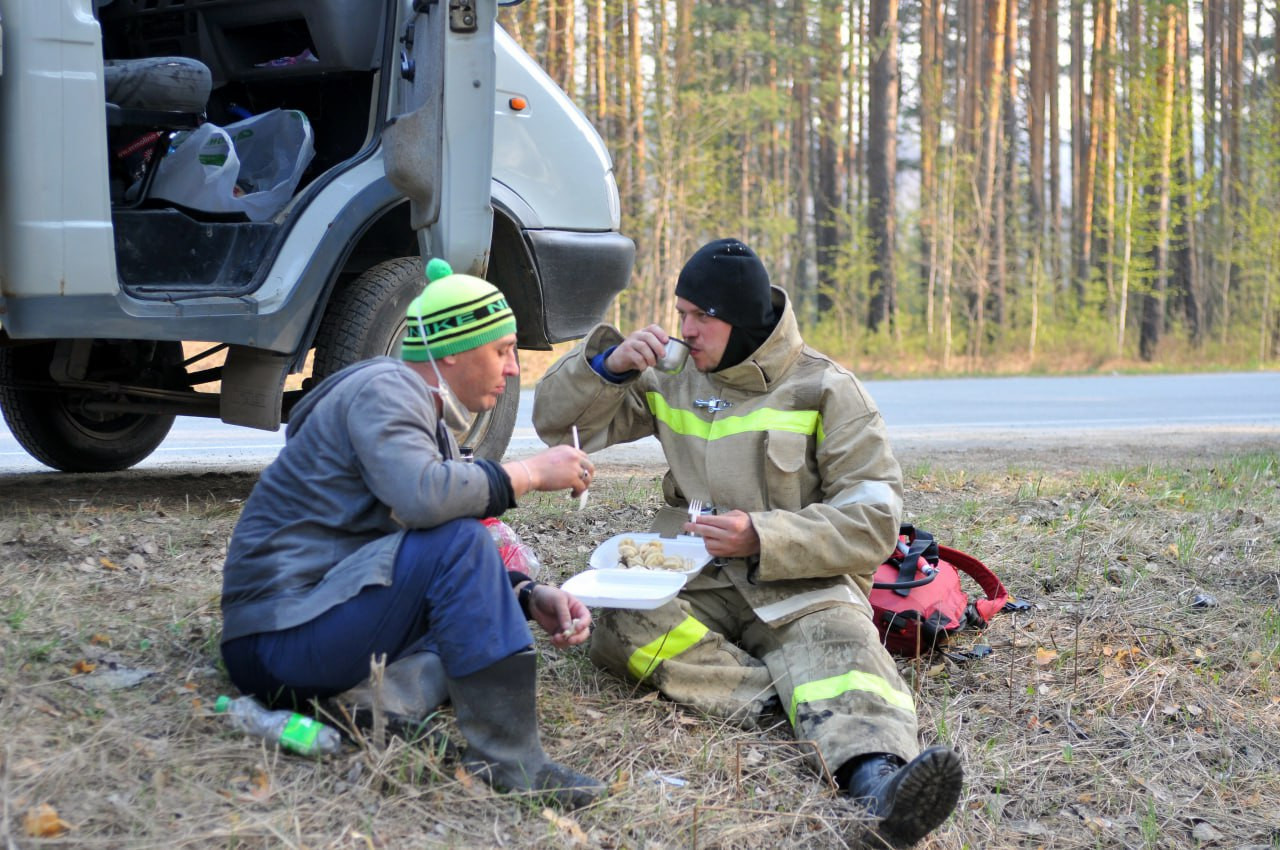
[1,438,1277,848]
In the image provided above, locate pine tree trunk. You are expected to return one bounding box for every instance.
[1081,0,1108,300]
[627,0,645,217]
[1028,0,1047,248]
[968,0,1006,361]
[1172,3,1202,344]
[920,0,943,335]
[1070,0,1087,300]
[791,0,813,310]
[589,0,607,127]
[848,0,866,211]
[992,0,1017,331]
[866,0,900,333]
[814,0,843,321]
[1102,0,1118,317]
[940,154,957,370]
[1027,0,1048,358]
[1140,4,1177,361]
[1118,149,1135,354]
[1218,0,1243,344]
[1048,0,1064,292]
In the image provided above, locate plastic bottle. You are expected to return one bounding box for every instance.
[214,695,342,757]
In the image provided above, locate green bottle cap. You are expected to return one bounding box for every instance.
[214,695,231,713]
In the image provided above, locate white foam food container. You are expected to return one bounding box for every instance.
[588,532,711,576]
[561,568,685,610]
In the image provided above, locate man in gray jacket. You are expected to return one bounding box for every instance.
[221,259,604,808]
[534,239,962,844]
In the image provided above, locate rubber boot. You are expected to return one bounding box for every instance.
[332,650,449,737]
[447,650,606,809]
[840,747,964,848]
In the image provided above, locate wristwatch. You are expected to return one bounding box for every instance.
[518,580,540,619]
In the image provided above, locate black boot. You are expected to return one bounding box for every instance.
[447,650,606,809]
[839,747,964,848]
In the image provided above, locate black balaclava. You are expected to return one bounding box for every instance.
[674,238,779,371]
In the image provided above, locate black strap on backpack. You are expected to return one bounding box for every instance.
[875,525,941,597]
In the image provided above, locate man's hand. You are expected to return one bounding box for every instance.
[685,510,761,559]
[603,324,671,374]
[506,444,594,497]
[527,584,593,649]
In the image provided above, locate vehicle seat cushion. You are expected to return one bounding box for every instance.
[104,57,213,114]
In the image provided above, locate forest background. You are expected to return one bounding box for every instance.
[498,0,1279,378]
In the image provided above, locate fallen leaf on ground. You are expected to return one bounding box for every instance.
[9,757,43,778]
[23,803,71,837]
[541,808,589,843]
[1008,819,1051,836]
[1191,820,1223,842]
[250,768,271,799]
[77,666,156,692]
[1112,646,1145,665]
[233,768,273,803]
[1035,647,1058,666]
[348,829,380,849]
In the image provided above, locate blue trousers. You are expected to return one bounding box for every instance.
[222,519,532,708]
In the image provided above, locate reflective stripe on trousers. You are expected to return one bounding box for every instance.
[627,615,710,680]
[788,668,915,725]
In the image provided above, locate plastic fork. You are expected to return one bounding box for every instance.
[572,425,588,510]
[687,498,703,527]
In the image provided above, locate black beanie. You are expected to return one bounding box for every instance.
[675,239,777,331]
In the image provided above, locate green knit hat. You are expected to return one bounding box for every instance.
[401,258,517,361]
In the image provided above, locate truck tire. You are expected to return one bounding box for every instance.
[0,340,180,472]
[310,257,519,461]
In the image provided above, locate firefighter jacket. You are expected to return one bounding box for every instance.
[533,287,904,626]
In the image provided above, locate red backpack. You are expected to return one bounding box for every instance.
[870,525,1013,657]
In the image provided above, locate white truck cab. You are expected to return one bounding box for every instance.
[0,0,632,471]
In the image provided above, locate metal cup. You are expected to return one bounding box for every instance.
[656,337,691,374]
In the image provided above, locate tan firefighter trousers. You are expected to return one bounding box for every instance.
[589,580,920,775]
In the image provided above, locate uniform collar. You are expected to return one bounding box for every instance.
[708,287,802,394]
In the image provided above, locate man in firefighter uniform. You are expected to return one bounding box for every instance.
[533,238,963,846]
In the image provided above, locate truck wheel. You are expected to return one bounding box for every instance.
[0,340,180,472]
[310,257,519,461]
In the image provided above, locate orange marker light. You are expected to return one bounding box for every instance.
[508,96,528,112]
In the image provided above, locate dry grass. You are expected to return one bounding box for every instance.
[1,451,1278,849]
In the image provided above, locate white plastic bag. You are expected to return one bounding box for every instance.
[150,109,315,222]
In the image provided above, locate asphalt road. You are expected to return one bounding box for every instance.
[872,371,1279,432]
[0,371,1276,473]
